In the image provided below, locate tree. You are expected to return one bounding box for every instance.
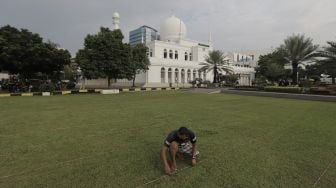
[280,34,318,85]
[310,41,336,83]
[200,50,233,83]
[0,25,71,79]
[76,27,131,88]
[129,44,150,87]
[220,74,239,86]
[256,50,287,83]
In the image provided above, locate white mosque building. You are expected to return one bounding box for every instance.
[82,13,257,88]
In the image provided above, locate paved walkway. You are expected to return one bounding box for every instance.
[221,89,336,102]
[180,88,221,94]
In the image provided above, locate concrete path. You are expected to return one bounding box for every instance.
[221,89,336,102]
[180,88,221,94]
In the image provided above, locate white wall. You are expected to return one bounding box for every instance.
[0,73,9,80]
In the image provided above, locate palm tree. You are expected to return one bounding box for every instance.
[280,34,318,85]
[311,41,336,83]
[200,50,233,83]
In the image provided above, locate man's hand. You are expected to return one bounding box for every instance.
[171,162,177,172]
[191,158,197,166]
[164,165,172,175]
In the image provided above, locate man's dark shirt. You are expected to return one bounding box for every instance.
[164,129,197,147]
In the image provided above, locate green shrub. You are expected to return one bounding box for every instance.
[264,86,302,93]
[39,83,55,92]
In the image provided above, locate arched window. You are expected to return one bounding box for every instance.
[198,70,202,79]
[185,52,188,61]
[164,49,167,59]
[187,69,191,82]
[189,53,192,61]
[175,50,178,60]
[168,68,172,83]
[175,68,179,83]
[161,67,165,83]
[193,70,196,80]
[169,50,173,59]
[181,69,185,83]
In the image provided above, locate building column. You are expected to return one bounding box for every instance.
[165,67,168,85]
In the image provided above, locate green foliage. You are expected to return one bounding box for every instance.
[256,50,288,82]
[76,28,131,87]
[130,43,150,87]
[39,82,55,92]
[264,86,302,93]
[280,34,318,84]
[220,74,240,86]
[253,76,268,87]
[0,25,71,79]
[63,62,79,81]
[190,78,203,87]
[310,41,336,83]
[200,50,233,83]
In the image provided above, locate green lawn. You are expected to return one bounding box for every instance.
[0,91,336,187]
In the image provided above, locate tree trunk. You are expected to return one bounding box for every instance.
[108,76,111,88]
[292,63,298,85]
[213,65,217,83]
[132,73,136,87]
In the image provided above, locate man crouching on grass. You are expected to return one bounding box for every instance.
[160,127,199,175]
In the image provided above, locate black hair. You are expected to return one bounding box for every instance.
[178,127,189,135]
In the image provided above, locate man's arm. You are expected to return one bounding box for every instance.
[191,143,197,166]
[160,145,171,174]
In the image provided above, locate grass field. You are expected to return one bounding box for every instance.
[0,91,336,187]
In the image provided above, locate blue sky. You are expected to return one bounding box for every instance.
[1,0,335,55]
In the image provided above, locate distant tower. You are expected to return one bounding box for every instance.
[208,32,212,47]
[112,12,120,30]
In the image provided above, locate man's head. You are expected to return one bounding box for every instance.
[177,127,189,140]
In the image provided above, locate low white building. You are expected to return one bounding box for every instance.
[0,72,9,80]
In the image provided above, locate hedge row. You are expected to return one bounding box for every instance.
[264,86,302,93]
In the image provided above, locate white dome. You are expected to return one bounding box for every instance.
[113,12,120,18]
[160,15,187,41]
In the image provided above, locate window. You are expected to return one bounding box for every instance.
[175,50,178,60]
[193,70,196,80]
[168,68,172,83]
[187,69,191,82]
[189,53,192,61]
[150,49,153,57]
[181,69,185,83]
[169,50,173,59]
[185,52,188,61]
[175,69,179,83]
[198,70,202,79]
[164,49,167,59]
[161,67,165,83]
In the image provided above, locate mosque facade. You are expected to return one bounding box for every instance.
[82,13,257,88]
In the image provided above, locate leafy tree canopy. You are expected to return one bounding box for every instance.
[0,25,71,79]
[75,27,131,87]
[129,43,150,87]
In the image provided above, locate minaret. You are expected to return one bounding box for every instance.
[112,12,120,30]
[208,32,212,47]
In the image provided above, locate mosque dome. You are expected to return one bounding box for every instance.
[113,12,120,19]
[160,15,187,41]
